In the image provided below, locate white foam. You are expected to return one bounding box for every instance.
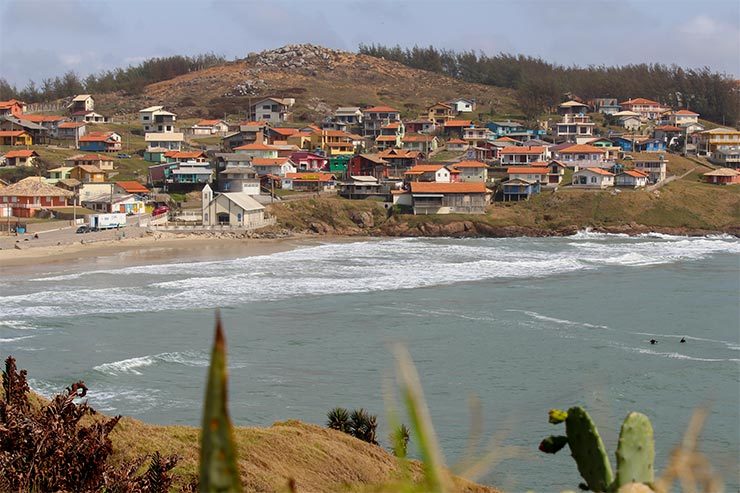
[510,310,610,330]
[93,351,210,376]
[0,335,35,343]
[615,344,739,363]
[2,236,738,320]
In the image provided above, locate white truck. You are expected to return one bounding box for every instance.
[88,213,126,230]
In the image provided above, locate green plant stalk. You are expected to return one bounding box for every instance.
[393,344,450,493]
[199,314,242,493]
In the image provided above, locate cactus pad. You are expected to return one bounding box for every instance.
[565,406,614,492]
[615,412,655,488]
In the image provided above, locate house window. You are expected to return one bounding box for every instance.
[262,114,271,119]
[591,177,597,183]
[143,116,150,120]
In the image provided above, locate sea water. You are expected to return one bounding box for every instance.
[1,233,738,491]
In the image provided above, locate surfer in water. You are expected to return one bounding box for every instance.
[650,339,657,345]
[680,337,686,343]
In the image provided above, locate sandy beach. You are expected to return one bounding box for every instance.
[0,233,346,275]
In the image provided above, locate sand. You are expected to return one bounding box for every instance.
[0,233,336,275]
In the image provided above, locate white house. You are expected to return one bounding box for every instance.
[201,184,266,227]
[250,157,296,177]
[234,142,279,158]
[69,94,95,113]
[250,97,295,122]
[140,106,177,133]
[633,156,667,183]
[447,98,476,113]
[218,166,261,194]
[554,144,608,169]
[334,107,363,125]
[556,114,595,141]
[71,111,108,124]
[615,169,649,188]
[665,109,699,127]
[499,146,548,165]
[572,168,614,188]
[145,132,184,151]
[189,119,230,136]
[404,164,455,183]
[452,161,488,182]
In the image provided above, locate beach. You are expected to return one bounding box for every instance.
[0,232,331,274]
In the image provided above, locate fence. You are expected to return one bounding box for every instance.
[148,217,276,232]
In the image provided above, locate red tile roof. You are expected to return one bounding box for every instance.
[444,120,473,127]
[22,114,66,123]
[621,170,649,178]
[580,167,614,176]
[403,134,435,142]
[500,146,546,155]
[164,150,207,159]
[0,130,28,137]
[376,135,398,142]
[673,109,699,115]
[364,105,400,113]
[406,164,448,174]
[410,182,488,194]
[271,127,299,136]
[251,157,291,166]
[196,119,222,126]
[654,125,682,132]
[453,160,487,168]
[115,181,150,193]
[446,138,467,145]
[621,98,661,106]
[4,150,37,158]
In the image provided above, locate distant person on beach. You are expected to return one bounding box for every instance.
[650,339,657,345]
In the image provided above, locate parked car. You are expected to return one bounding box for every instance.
[117,153,132,159]
[152,206,169,216]
[76,225,92,234]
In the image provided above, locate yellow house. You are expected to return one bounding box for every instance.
[427,102,455,125]
[70,164,106,183]
[287,131,313,149]
[0,130,32,146]
[310,130,355,155]
[695,127,740,155]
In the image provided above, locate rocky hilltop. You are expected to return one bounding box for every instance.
[95,44,518,119]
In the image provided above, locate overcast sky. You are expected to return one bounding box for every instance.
[1,0,738,86]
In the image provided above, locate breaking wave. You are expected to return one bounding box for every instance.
[2,235,738,320]
[93,351,209,376]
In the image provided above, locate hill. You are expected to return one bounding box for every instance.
[93,44,519,121]
[110,417,497,492]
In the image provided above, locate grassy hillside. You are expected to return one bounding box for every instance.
[108,417,496,492]
[92,45,518,121]
[267,168,740,237]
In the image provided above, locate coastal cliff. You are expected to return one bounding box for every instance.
[266,175,740,239]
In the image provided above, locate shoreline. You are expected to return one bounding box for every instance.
[1,224,736,273]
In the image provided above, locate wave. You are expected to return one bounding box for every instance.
[510,310,610,330]
[613,344,739,363]
[0,320,41,331]
[0,335,35,343]
[93,351,209,376]
[2,236,738,320]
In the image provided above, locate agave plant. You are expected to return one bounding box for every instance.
[350,408,379,445]
[392,423,411,458]
[327,407,352,433]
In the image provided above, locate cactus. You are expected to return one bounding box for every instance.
[614,412,654,488]
[540,406,657,492]
[199,314,242,493]
[539,435,569,454]
[564,406,614,492]
[549,408,568,424]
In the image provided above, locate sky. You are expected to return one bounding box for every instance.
[1,0,739,86]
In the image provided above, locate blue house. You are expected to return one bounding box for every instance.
[612,136,666,152]
[487,121,524,137]
[634,138,666,152]
[502,178,541,201]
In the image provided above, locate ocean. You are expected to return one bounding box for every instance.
[1,233,738,491]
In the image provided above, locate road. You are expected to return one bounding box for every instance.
[0,214,150,252]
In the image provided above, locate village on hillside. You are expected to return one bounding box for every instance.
[0,89,739,235]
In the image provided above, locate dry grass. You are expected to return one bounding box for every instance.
[108,418,497,493]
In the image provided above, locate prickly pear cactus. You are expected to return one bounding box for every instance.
[549,408,568,424]
[615,412,655,488]
[565,406,614,492]
[199,315,243,493]
[539,435,568,454]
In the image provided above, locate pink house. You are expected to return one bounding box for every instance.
[289,151,328,171]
